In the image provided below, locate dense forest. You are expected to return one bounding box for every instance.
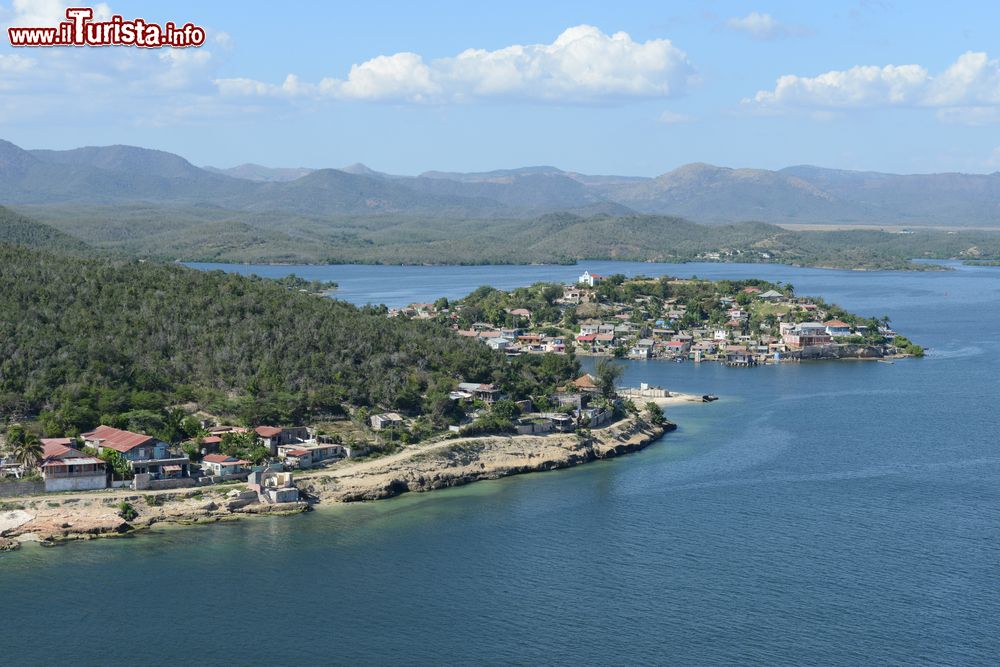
[0,205,91,254]
[0,243,578,436]
[23,204,1000,270]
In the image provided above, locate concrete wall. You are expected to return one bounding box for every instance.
[44,474,107,493]
[0,479,45,497]
[133,474,197,491]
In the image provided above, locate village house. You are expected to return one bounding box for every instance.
[457,382,503,404]
[782,322,833,348]
[573,374,601,394]
[254,426,311,456]
[486,337,513,351]
[558,287,582,304]
[278,442,345,468]
[200,454,249,477]
[824,320,852,336]
[759,289,784,302]
[81,425,190,479]
[578,271,605,287]
[663,340,690,356]
[279,447,313,469]
[370,412,404,431]
[39,439,107,492]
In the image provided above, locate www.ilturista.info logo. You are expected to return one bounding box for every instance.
[7,7,206,48]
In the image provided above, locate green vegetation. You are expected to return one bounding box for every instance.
[116,501,138,521]
[0,243,578,437]
[5,424,42,470]
[0,205,90,255]
[219,431,270,465]
[22,203,1000,270]
[892,335,925,357]
[644,402,666,426]
[594,359,624,399]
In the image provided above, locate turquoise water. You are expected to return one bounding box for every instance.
[5,261,1000,665]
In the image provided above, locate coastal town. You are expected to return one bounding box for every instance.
[392,271,924,365]
[0,270,922,549]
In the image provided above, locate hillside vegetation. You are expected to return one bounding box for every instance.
[0,243,577,435]
[0,205,90,254]
[23,205,1000,269]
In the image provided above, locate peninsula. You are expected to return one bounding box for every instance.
[395,272,924,364]
[0,222,920,551]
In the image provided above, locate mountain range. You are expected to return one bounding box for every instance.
[2,139,1000,225]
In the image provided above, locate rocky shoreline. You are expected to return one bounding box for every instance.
[0,415,668,551]
[299,414,670,502]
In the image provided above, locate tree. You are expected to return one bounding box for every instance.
[644,402,666,426]
[220,430,265,460]
[10,430,42,470]
[99,449,133,480]
[594,358,624,399]
[491,399,521,422]
[159,407,188,444]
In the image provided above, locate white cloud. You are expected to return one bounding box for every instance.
[658,110,692,124]
[215,25,694,104]
[745,51,1000,123]
[725,12,807,40]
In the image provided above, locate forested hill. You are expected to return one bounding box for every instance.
[0,205,90,254]
[0,244,577,434]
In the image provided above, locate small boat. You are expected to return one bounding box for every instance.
[702,395,719,402]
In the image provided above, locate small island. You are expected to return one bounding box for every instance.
[394,271,924,364]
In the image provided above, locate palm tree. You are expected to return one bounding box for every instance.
[161,407,187,444]
[11,432,43,471]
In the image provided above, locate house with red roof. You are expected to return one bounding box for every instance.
[252,425,311,455]
[573,374,600,393]
[824,320,852,336]
[200,454,249,477]
[39,439,107,492]
[81,425,190,479]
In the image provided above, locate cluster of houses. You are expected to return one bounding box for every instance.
[426,274,898,367]
[368,373,615,438]
[1,422,379,497]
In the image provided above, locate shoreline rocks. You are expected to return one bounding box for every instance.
[2,415,669,550]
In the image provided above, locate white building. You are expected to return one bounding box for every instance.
[578,271,605,287]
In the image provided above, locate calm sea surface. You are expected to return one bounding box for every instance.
[5,260,1000,665]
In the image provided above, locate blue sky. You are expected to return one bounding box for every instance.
[2,0,999,175]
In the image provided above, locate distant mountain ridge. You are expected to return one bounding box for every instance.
[4,139,1000,225]
[204,163,314,182]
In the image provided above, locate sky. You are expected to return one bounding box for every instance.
[1,0,999,175]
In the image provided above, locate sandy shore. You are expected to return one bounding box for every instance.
[1,414,673,549]
[644,392,709,407]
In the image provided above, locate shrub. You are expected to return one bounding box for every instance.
[117,501,138,521]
